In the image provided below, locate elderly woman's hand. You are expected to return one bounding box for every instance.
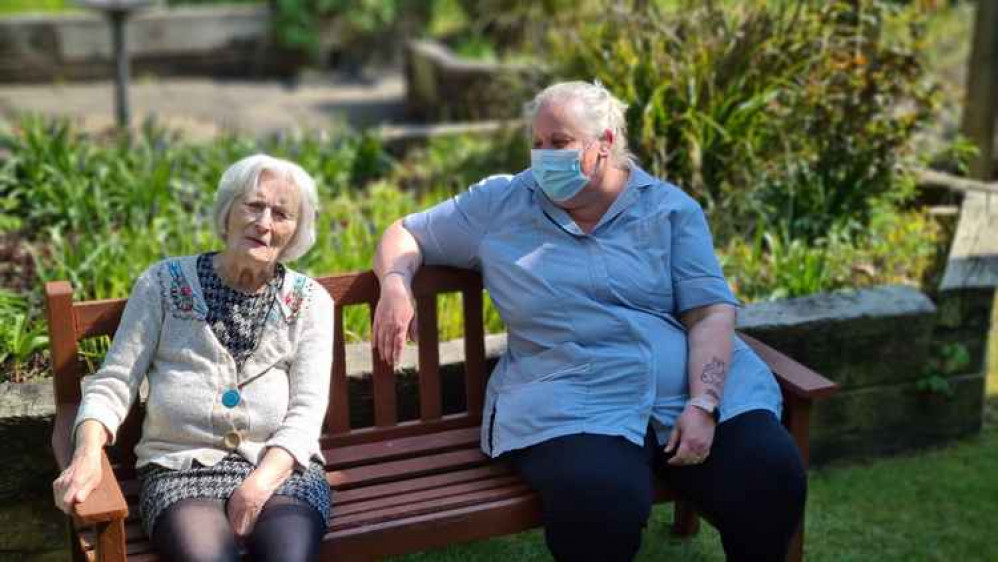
[373,273,417,367]
[53,449,103,514]
[53,419,108,514]
[227,447,295,537]
[664,405,716,466]
[227,475,275,537]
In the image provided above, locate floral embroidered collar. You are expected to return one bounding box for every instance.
[159,255,311,324]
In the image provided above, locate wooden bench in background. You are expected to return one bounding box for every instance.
[45,266,838,562]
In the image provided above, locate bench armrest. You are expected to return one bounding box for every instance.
[738,332,838,400]
[51,406,129,526]
[73,452,129,525]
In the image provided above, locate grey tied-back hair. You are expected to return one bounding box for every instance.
[524,81,637,168]
[212,154,320,262]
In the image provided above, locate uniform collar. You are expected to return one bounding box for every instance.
[527,165,657,236]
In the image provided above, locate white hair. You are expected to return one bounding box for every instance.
[212,153,320,263]
[524,80,637,168]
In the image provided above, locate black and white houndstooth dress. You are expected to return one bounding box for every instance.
[137,253,331,537]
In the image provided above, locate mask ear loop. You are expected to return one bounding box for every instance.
[586,130,612,180]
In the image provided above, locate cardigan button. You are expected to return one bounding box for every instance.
[221,389,241,409]
[223,431,242,450]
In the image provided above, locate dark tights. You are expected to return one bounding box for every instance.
[152,495,325,562]
[510,410,806,562]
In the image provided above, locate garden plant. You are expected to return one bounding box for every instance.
[0,0,960,385]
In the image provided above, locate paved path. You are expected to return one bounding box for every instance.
[0,70,407,139]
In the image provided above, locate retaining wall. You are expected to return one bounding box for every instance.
[0,5,301,83]
[405,39,545,121]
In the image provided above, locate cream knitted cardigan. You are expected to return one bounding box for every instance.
[75,255,334,470]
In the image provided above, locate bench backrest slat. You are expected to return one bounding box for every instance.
[461,285,486,417]
[75,299,125,340]
[416,295,442,421]
[369,302,399,427]
[327,305,351,434]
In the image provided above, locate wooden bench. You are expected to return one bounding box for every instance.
[45,266,838,562]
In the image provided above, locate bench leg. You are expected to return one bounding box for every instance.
[787,517,804,562]
[671,499,699,537]
[94,519,127,562]
[66,521,89,562]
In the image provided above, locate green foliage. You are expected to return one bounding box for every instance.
[272,0,433,60]
[721,203,940,302]
[0,113,942,378]
[0,117,515,369]
[392,128,528,194]
[550,0,938,244]
[0,290,48,383]
[917,342,971,399]
[0,0,71,15]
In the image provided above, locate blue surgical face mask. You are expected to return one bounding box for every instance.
[531,148,590,202]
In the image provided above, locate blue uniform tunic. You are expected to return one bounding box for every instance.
[404,166,781,457]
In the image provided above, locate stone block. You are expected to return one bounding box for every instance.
[404,39,546,121]
[940,192,998,293]
[0,6,302,82]
[934,287,995,331]
[809,374,984,464]
[738,285,937,390]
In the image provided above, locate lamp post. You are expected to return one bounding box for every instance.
[75,0,155,129]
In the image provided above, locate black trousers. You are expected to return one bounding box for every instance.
[507,410,806,562]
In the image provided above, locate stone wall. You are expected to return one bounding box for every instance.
[404,39,546,121]
[0,5,302,83]
[736,285,987,463]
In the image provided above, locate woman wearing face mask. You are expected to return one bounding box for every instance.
[372,81,805,562]
[52,154,333,562]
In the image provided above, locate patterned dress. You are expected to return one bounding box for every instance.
[138,253,331,538]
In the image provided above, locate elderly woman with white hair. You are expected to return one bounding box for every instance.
[52,154,333,562]
[373,81,805,562]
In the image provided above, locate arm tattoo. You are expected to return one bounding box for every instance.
[700,357,726,395]
[703,387,722,404]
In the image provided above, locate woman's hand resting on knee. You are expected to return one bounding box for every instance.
[664,405,716,466]
[228,447,296,537]
[228,474,276,537]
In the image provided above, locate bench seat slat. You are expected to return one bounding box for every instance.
[332,475,522,518]
[324,426,480,469]
[328,449,488,490]
[334,464,512,506]
[321,413,480,449]
[330,483,533,531]
[323,494,544,560]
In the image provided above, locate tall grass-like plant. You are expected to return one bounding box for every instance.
[0,118,512,352]
[0,290,48,382]
[551,0,938,244]
[721,204,940,302]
